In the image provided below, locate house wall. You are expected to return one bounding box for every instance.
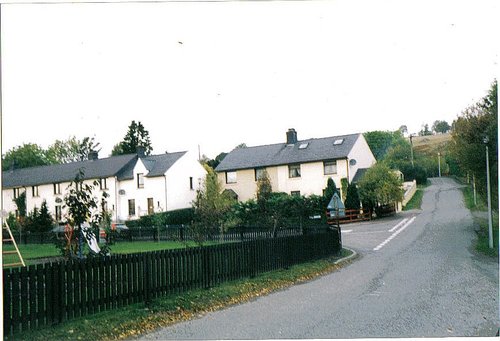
[2,177,117,224]
[218,159,349,202]
[116,159,161,221]
[165,150,207,211]
[347,134,377,182]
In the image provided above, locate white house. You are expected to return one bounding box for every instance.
[1,149,206,223]
[215,128,376,201]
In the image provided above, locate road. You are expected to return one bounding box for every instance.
[136,177,498,339]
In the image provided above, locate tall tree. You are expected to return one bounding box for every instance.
[345,183,361,211]
[191,166,235,244]
[47,136,101,163]
[418,124,432,136]
[450,80,497,205]
[358,163,403,211]
[432,120,451,134]
[2,143,50,171]
[112,120,153,156]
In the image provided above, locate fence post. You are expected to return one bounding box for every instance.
[144,253,151,306]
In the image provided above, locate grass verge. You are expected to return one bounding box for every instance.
[2,241,216,267]
[460,186,498,257]
[8,249,354,341]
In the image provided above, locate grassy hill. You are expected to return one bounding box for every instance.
[410,133,452,156]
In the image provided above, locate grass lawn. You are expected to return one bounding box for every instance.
[461,185,498,257]
[2,240,215,267]
[7,248,354,341]
[403,183,429,211]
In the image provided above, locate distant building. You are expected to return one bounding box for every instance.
[215,128,376,201]
[2,149,206,223]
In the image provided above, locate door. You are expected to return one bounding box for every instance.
[147,198,154,215]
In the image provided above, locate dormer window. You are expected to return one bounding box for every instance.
[137,173,144,188]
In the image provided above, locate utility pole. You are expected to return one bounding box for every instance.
[409,134,414,167]
[437,152,441,177]
[484,137,493,249]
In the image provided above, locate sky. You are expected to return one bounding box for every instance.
[1,0,498,159]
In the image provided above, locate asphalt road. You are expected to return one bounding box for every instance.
[136,177,498,339]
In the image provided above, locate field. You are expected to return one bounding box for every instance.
[410,133,452,156]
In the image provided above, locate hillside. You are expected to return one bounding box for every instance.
[410,133,452,156]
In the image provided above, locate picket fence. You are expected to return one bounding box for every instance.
[3,229,340,336]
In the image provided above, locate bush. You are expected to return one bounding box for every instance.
[126,208,195,228]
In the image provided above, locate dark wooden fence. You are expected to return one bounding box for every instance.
[116,226,303,242]
[3,229,340,336]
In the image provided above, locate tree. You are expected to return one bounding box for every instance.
[432,120,451,134]
[450,80,497,206]
[322,178,338,208]
[25,201,54,233]
[344,183,361,211]
[203,152,228,169]
[191,167,236,244]
[2,143,51,171]
[358,163,403,212]
[61,170,105,258]
[112,120,153,156]
[398,125,408,136]
[418,123,432,136]
[363,130,408,161]
[47,136,101,163]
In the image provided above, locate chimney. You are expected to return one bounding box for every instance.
[286,128,298,145]
[136,146,146,158]
[89,150,99,161]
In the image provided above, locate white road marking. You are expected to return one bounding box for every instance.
[388,218,408,232]
[342,230,353,233]
[374,216,416,251]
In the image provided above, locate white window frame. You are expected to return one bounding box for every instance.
[226,171,237,184]
[288,164,301,178]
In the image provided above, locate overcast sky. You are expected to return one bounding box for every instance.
[1,0,498,159]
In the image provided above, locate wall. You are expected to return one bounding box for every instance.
[2,177,117,224]
[218,159,349,202]
[347,134,377,182]
[165,150,207,211]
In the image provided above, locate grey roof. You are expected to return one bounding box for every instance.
[352,168,369,183]
[2,151,187,189]
[215,133,361,172]
[117,151,187,180]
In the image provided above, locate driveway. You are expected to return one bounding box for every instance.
[135,177,498,339]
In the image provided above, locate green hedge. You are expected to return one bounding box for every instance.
[125,208,195,228]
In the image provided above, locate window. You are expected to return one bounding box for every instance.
[53,183,61,195]
[55,205,62,221]
[32,186,39,197]
[137,173,144,189]
[255,168,266,181]
[288,164,301,178]
[298,143,309,149]
[13,188,20,199]
[291,191,301,197]
[189,177,194,190]
[128,199,136,216]
[333,138,344,145]
[226,171,237,184]
[324,161,337,175]
[99,178,108,190]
